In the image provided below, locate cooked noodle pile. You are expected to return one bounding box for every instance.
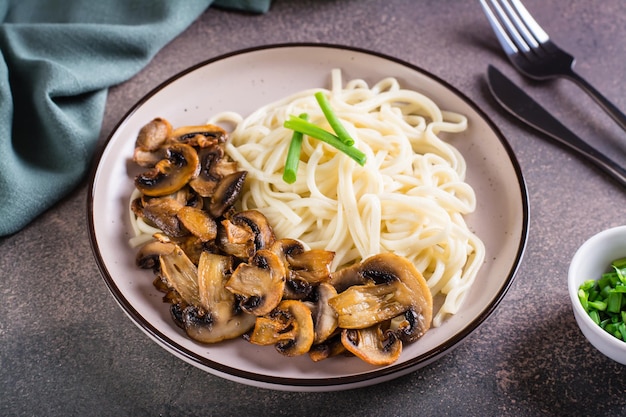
[208,69,485,326]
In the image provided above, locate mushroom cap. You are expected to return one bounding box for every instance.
[328,280,415,329]
[341,325,402,366]
[171,124,227,148]
[135,117,172,151]
[330,252,433,333]
[225,249,286,316]
[135,143,200,197]
[247,300,315,357]
[177,206,217,242]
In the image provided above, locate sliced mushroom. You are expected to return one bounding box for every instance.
[135,240,176,271]
[171,124,227,148]
[159,244,201,306]
[135,118,172,152]
[225,249,286,316]
[218,210,276,259]
[208,170,247,218]
[312,282,339,344]
[247,300,315,357]
[189,144,238,197]
[180,252,256,343]
[360,253,433,334]
[329,261,370,293]
[288,249,335,284]
[328,280,415,329]
[177,206,217,242]
[329,252,433,336]
[341,324,402,366]
[139,197,187,237]
[217,218,255,259]
[135,143,199,197]
[271,239,335,299]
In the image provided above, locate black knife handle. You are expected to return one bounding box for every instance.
[530,111,626,187]
[487,65,626,187]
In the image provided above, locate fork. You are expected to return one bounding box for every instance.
[480,0,626,132]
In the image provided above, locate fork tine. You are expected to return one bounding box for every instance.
[483,0,532,54]
[479,0,519,55]
[509,0,550,44]
[500,0,540,49]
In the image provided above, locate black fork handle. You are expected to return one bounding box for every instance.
[566,69,626,133]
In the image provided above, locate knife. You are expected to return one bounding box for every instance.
[486,65,626,187]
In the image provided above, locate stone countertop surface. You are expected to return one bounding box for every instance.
[2,0,626,415]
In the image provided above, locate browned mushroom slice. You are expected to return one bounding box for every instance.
[247,300,315,357]
[139,197,187,237]
[312,282,338,344]
[225,249,286,316]
[271,239,334,289]
[288,249,334,283]
[135,117,172,151]
[189,144,239,197]
[135,240,176,271]
[177,206,217,242]
[360,253,433,334]
[159,244,201,306]
[218,210,276,259]
[341,325,402,366]
[329,260,370,293]
[208,170,247,218]
[171,124,228,148]
[179,252,256,343]
[329,253,433,336]
[217,218,256,259]
[328,280,415,329]
[135,143,199,197]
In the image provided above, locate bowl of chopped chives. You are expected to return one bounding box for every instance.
[569,226,626,365]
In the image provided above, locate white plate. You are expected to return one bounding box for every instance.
[88,44,529,392]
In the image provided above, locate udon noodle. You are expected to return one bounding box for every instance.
[207,69,485,327]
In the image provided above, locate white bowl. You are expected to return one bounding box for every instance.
[568,226,626,365]
[89,44,529,391]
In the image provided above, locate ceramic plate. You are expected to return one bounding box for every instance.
[88,44,529,391]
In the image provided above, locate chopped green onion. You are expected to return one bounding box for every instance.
[284,115,366,166]
[611,256,626,269]
[578,257,626,341]
[607,291,623,314]
[283,113,308,184]
[314,91,354,146]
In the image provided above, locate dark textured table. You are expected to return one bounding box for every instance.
[2,1,626,415]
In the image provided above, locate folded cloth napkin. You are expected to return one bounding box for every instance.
[0,0,270,237]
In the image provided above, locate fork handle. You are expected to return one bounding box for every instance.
[567,70,626,133]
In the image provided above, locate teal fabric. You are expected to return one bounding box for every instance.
[0,0,270,236]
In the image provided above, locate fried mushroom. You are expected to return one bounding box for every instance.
[181,252,256,343]
[218,210,276,259]
[171,124,227,148]
[135,143,200,197]
[247,300,315,357]
[341,324,402,366]
[225,249,286,316]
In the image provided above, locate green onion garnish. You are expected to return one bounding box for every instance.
[283,115,366,166]
[578,256,626,340]
[283,113,308,184]
[314,91,354,146]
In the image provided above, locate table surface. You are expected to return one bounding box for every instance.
[2,1,626,415]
